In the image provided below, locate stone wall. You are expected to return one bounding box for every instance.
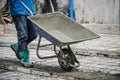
[73,0,120,25]
[1,0,119,25]
[36,0,120,25]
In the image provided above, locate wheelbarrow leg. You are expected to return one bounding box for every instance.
[36,36,57,59]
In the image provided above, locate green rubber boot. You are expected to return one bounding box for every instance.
[11,43,21,60]
[19,50,33,68]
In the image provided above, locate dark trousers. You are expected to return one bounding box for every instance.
[12,15,38,51]
[42,0,58,13]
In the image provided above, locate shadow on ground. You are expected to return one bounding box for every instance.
[0,58,120,80]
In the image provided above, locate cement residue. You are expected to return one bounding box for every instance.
[0,59,120,80]
[0,69,8,74]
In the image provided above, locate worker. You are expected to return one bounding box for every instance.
[8,0,38,68]
[42,0,58,13]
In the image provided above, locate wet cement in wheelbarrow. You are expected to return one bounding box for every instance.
[29,12,99,46]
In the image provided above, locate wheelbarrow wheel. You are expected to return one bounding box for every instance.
[58,48,75,71]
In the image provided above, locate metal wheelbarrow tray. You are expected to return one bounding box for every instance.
[29,12,100,71]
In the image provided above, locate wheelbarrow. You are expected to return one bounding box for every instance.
[29,12,100,71]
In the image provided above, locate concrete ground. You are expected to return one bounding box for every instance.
[0,47,120,80]
[0,24,120,80]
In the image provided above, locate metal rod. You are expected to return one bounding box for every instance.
[36,36,56,59]
[39,44,53,47]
